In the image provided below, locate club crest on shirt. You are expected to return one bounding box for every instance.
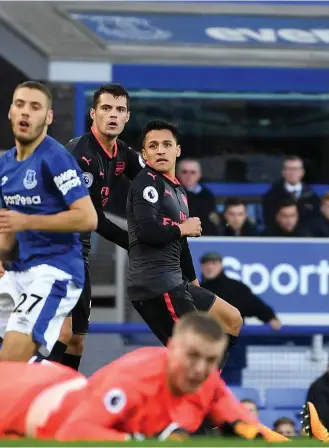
[115,161,126,176]
[23,169,37,190]
[143,186,159,203]
[1,176,8,186]
[82,172,94,188]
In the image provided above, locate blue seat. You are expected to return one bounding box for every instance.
[259,409,300,430]
[265,388,306,410]
[229,386,262,408]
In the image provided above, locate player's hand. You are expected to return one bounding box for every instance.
[0,210,30,233]
[268,318,282,331]
[178,217,202,237]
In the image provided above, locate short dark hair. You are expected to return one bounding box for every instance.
[276,198,297,214]
[14,81,52,107]
[173,312,225,342]
[321,191,329,204]
[241,399,257,407]
[273,417,296,431]
[284,155,303,165]
[142,119,179,145]
[224,197,245,211]
[92,83,130,110]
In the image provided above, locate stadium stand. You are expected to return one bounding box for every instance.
[265,388,307,410]
[229,387,262,408]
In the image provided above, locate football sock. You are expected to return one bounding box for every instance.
[219,334,238,371]
[47,341,67,363]
[62,353,82,371]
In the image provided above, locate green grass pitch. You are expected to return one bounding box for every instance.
[0,438,327,447]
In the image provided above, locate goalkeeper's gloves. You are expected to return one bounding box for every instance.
[221,420,290,442]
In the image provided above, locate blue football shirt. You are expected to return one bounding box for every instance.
[0,136,89,287]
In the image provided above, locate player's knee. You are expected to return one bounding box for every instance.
[66,334,84,356]
[227,306,243,335]
[210,298,242,336]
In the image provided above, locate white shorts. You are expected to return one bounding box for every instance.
[0,264,82,356]
[0,272,17,339]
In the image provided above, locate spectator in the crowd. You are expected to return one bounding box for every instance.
[262,155,320,228]
[309,192,329,237]
[200,251,281,385]
[262,199,310,237]
[177,159,219,235]
[273,417,297,437]
[200,252,281,328]
[306,367,329,430]
[240,399,259,417]
[217,198,259,237]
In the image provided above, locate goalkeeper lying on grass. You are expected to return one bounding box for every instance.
[0,313,287,443]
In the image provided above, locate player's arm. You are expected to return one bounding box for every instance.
[131,176,200,245]
[124,146,145,180]
[6,152,97,233]
[180,238,197,282]
[0,188,16,258]
[76,154,129,250]
[56,380,140,442]
[208,377,289,442]
[37,152,97,232]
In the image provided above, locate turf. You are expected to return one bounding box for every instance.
[0,438,327,447]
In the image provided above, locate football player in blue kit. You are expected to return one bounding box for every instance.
[0,81,97,362]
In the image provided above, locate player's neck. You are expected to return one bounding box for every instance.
[166,376,183,396]
[162,166,176,179]
[92,126,117,156]
[166,365,184,396]
[15,130,47,161]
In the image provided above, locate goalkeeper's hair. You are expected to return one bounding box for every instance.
[173,312,225,342]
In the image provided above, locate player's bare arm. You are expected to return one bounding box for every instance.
[0,196,97,233]
[0,226,16,256]
[208,376,289,443]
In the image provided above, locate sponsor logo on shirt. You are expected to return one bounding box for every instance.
[1,176,8,186]
[138,154,146,168]
[53,169,81,196]
[3,195,41,206]
[143,186,159,203]
[104,388,127,414]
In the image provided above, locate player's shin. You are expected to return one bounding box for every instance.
[208,297,242,373]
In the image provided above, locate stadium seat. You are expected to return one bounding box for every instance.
[265,388,306,410]
[259,409,301,430]
[229,386,262,408]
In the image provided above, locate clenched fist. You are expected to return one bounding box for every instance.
[178,217,202,237]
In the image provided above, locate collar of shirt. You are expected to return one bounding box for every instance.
[285,182,302,194]
[186,184,202,194]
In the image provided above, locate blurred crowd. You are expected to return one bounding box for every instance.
[177,155,326,238]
